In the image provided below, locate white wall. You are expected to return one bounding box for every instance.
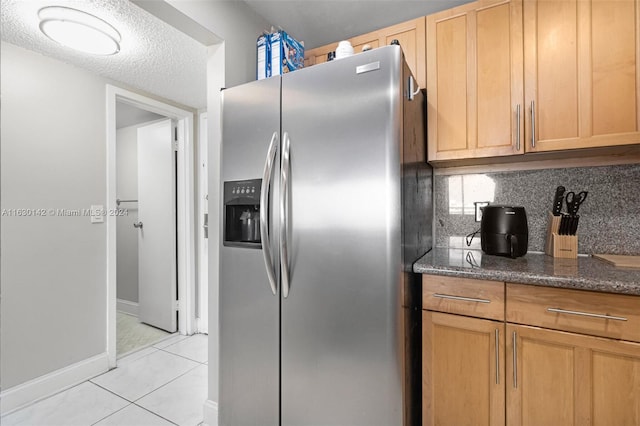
[164,0,272,410]
[166,0,271,88]
[0,41,197,404]
[0,41,108,390]
[116,126,140,304]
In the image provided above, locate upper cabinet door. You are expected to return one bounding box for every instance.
[524,0,640,152]
[427,0,524,162]
[378,17,426,88]
[303,17,425,87]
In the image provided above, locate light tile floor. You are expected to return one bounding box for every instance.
[1,334,208,426]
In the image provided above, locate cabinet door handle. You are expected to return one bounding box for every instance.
[546,308,627,321]
[433,293,491,304]
[530,100,536,148]
[515,104,521,151]
[512,331,518,389]
[495,329,500,385]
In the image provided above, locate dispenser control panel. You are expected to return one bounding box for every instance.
[224,179,261,204]
[223,178,262,249]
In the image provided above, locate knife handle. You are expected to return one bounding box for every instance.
[552,186,565,216]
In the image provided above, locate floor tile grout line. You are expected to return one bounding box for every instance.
[130,363,204,404]
[1,379,123,420]
[4,338,207,424]
[131,402,181,425]
[117,343,162,362]
[153,333,208,351]
[116,347,160,368]
[90,381,136,404]
[91,347,204,401]
[151,334,192,350]
[88,402,132,426]
[89,364,203,423]
[87,400,181,426]
[158,346,208,364]
[25,363,201,426]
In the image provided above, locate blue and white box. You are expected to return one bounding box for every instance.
[270,30,304,76]
[257,33,270,80]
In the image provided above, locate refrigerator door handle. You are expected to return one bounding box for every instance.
[260,131,279,296]
[280,131,291,298]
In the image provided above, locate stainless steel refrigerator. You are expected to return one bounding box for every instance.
[219,45,433,426]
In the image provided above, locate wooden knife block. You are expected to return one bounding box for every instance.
[545,212,578,259]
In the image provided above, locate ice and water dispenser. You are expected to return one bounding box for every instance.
[223,179,262,248]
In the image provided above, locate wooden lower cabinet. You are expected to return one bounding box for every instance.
[506,324,640,426]
[422,311,505,426]
[421,275,640,426]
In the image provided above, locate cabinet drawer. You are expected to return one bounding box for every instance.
[422,275,505,321]
[506,283,640,343]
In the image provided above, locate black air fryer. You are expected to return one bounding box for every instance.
[480,205,528,258]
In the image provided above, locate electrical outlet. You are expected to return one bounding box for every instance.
[90,205,104,223]
[474,202,490,222]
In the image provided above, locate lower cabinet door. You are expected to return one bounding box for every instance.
[423,311,505,426]
[506,324,640,426]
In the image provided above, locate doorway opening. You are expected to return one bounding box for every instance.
[106,85,197,368]
[115,107,173,356]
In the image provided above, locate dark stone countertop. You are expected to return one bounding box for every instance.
[413,248,640,296]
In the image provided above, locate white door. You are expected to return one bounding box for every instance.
[137,119,177,332]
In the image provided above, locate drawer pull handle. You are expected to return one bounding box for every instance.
[512,331,517,389]
[546,308,627,321]
[495,329,500,385]
[515,104,521,151]
[433,293,491,304]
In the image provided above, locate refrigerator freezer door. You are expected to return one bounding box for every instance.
[281,47,404,425]
[219,77,281,426]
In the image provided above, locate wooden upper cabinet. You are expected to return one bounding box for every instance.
[348,32,381,60]
[303,17,426,87]
[379,18,426,88]
[427,0,524,162]
[524,0,640,152]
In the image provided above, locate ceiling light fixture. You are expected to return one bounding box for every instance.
[38,6,121,55]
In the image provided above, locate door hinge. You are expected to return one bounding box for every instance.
[173,124,178,151]
[175,300,180,311]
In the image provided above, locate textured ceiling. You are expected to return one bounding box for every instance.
[1,0,477,111]
[0,0,209,109]
[241,0,474,49]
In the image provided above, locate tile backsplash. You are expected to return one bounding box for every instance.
[434,164,640,255]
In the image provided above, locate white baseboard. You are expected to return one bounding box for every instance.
[203,399,218,426]
[117,298,139,317]
[0,352,109,416]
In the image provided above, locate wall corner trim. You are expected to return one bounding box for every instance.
[203,399,218,426]
[0,353,109,416]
